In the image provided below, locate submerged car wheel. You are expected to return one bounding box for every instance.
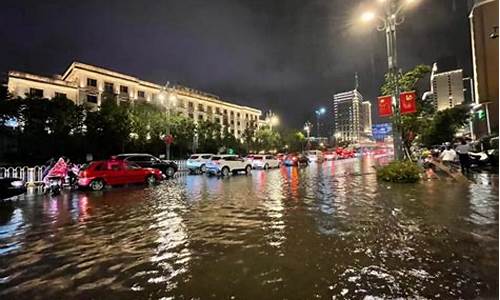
[200,164,207,173]
[264,163,269,170]
[146,175,157,185]
[245,165,252,174]
[90,179,104,191]
[165,167,176,178]
[221,167,230,177]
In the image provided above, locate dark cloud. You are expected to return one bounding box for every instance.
[0,0,471,130]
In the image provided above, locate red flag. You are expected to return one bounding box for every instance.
[399,91,417,115]
[378,95,393,117]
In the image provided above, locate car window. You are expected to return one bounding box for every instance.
[190,155,199,159]
[265,156,273,159]
[211,156,221,161]
[201,155,211,159]
[126,162,142,170]
[108,163,122,171]
[253,156,263,160]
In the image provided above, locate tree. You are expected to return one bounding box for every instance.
[420,106,469,147]
[380,64,432,153]
[283,130,305,152]
[168,115,196,158]
[85,98,131,158]
[242,120,257,152]
[196,119,222,153]
[254,126,280,152]
[128,102,167,152]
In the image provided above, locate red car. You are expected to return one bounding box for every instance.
[78,159,164,191]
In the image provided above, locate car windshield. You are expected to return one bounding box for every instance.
[253,156,263,160]
[189,155,199,159]
[211,156,221,161]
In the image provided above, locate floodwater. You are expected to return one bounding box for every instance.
[0,157,498,299]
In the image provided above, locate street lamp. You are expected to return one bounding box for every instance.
[159,82,177,160]
[303,121,312,139]
[360,0,417,160]
[315,107,326,138]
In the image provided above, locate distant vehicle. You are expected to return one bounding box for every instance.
[206,155,252,176]
[0,178,26,200]
[323,151,337,161]
[337,148,355,159]
[251,155,280,169]
[283,153,309,167]
[78,159,164,191]
[115,153,178,178]
[186,153,214,174]
[306,150,325,162]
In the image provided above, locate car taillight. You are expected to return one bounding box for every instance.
[79,171,87,177]
[293,157,297,161]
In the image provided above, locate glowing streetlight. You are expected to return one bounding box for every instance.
[361,11,375,22]
[358,0,419,160]
[315,107,326,138]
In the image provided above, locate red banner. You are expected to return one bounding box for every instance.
[399,91,417,115]
[378,95,393,117]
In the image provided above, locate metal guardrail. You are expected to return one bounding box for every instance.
[0,160,188,185]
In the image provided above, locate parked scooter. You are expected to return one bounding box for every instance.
[47,176,63,195]
[469,151,490,168]
[43,157,68,195]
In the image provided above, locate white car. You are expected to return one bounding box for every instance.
[306,150,325,162]
[206,155,253,176]
[187,153,214,173]
[251,155,280,169]
[324,151,337,161]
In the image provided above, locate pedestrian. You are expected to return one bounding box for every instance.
[455,139,471,174]
[439,145,457,169]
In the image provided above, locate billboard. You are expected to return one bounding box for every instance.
[372,123,392,141]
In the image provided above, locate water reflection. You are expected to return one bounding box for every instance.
[0,158,497,299]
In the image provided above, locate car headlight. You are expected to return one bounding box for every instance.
[11,180,24,188]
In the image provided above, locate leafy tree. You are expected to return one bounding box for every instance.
[242,120,257,152]
[220,126,241,153]
[196,119,222,153]
[380,64,432,154]
[85,98,131,158]
[283,130,305,152]
[128,102,167,152]
[420,106,469,147]
[168,115,196,158]
[255,126,280,152]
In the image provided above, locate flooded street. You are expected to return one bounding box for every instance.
[0,157,498,299]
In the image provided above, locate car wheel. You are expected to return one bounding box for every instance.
[221,167,230,177]
[90,179,104,191]
[146,175,157,185]
[200,164,207,173]
[165,166,176,178]
[245,165,252,174]
[264,163,269,170]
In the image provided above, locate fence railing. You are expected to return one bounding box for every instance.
[0,160,188,185]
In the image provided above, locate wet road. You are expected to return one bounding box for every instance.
[0,157,498,299]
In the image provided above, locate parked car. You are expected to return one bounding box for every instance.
[336,147,355,159]
[0,178,26,200]
[206,155,252,176]
[186,153,214,174]
[78,159,164,191]
[251,154,280,169]
[115,153,178,178]
[283,153,309,166]
[306,150,325,162]
[323,151,337,161]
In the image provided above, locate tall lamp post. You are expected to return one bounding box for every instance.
[315,107,326,138]
[159,82,177,160]
[361,0,417,160]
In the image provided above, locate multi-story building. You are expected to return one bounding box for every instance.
[430,65,465,111]
[7,61,262,139]
[360,101,372,136]
[332,88,363,144]
[469,0,498,137]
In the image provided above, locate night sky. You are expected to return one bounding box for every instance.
[0,0,472,130]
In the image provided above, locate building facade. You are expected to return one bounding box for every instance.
[469,0,499,137]
[430,66,465,111]
[360,101,372,137]
[333,89,363,144]
[7,62,262,139]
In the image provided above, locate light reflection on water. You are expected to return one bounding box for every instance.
[0,156,498,299]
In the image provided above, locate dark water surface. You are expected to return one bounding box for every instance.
[0,157,498,299]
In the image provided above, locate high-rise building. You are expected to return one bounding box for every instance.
[430,64,465,111]
[332,76,364,144]
[360,101,372,136]
[469,0,498,137]
[7,61,262,139]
